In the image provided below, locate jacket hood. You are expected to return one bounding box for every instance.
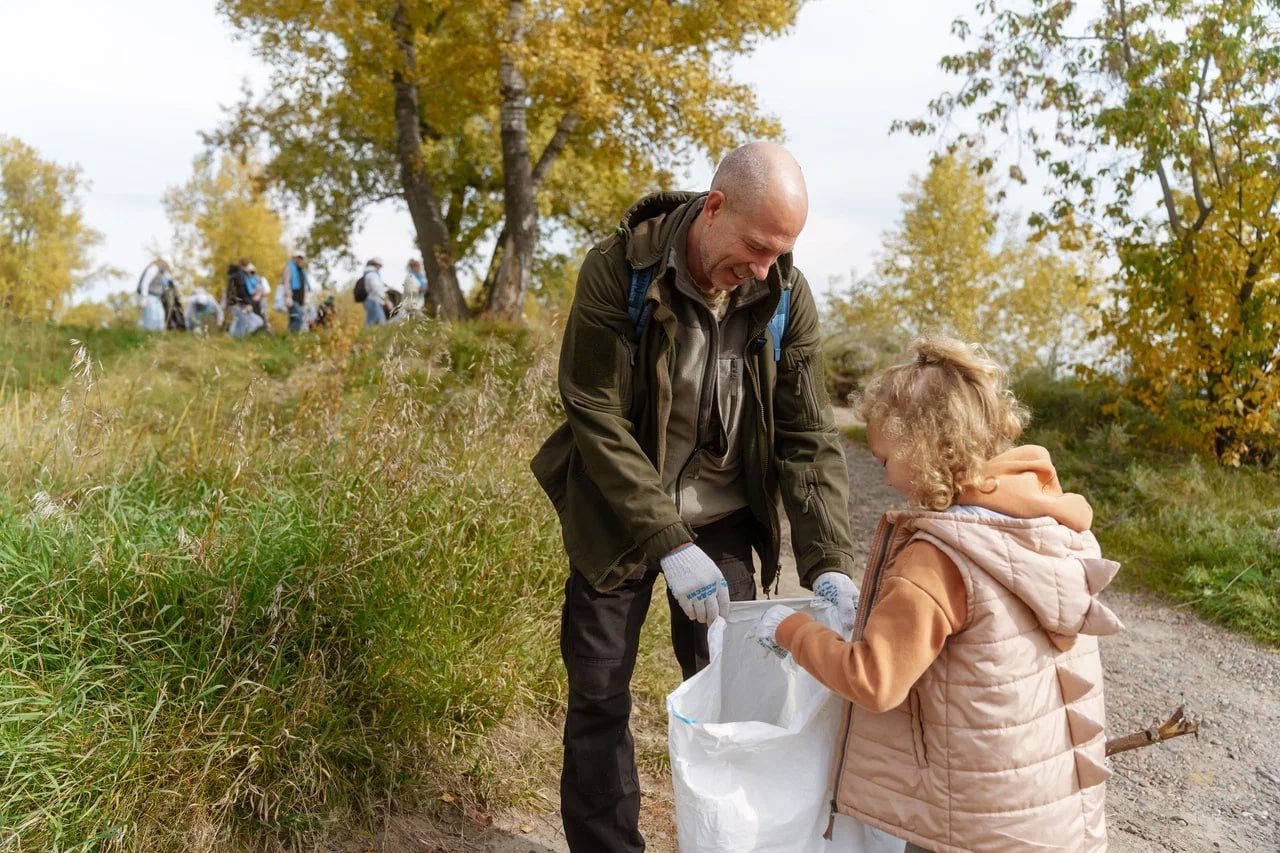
[909,447,1123,647]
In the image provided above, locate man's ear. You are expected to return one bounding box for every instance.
[703,189,727,221]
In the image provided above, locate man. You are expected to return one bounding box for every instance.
[281,251,311,333]
[361,257,389,326]
[531,141,860,852]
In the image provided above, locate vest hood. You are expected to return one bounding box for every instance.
[911,446,1124,647]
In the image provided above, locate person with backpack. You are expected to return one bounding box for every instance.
[279,251,311,333]
[226,258,264,338]
[530,141,860,853]
[358,257,389,326]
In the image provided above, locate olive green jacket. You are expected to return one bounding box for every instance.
[531,192,856,592]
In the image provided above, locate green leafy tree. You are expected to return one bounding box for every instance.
[213,0,800,321]
[897,0,1280,463]
[0,136,101,321]
[829,153,1098,374]
[162,153,288,301]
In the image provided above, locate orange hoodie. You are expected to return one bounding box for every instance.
[776,445,1093,712]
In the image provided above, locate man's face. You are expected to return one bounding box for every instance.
[694,190,806,294]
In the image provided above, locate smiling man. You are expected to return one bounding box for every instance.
[532,141,859,852]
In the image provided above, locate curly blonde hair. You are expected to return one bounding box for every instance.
[855,336,1030,510]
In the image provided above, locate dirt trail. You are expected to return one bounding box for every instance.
[386,419,1280,852]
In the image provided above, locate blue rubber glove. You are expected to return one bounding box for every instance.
[813,571,859,635]
[748,604,798,658]
[660,544,730,624]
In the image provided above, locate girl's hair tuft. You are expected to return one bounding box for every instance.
[855,336,1030,509]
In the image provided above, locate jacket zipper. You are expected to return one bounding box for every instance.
[803,481,834,543]
[795,355,822,424]
[743,348,779,592]
[824,519,897,839]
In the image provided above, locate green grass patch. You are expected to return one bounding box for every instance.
[0,320,568,848]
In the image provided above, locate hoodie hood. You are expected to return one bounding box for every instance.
[907,447,1123,648]
[958,445,1093,531]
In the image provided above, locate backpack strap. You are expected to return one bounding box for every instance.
[627,264,657,340]
[765,288,791,362]
[629,262,791,363]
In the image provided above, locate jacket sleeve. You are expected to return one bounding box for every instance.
[558,245,692,562]
[775,541,967,712]
[772,269,858,586]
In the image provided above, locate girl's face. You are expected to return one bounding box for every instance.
[866,419,916,498]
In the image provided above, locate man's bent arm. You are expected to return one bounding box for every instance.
[558,246,691,561]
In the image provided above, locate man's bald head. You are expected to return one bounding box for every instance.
[709,141,808,220]
[686,141,810,294]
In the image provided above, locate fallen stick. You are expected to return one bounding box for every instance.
[1106,705,1199,757]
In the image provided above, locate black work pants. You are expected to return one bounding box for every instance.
[559,509,757,853]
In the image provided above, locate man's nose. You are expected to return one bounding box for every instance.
[750,260,772,280]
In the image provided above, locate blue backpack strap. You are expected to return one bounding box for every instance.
[765,288,791,362]
[627,264,657,339]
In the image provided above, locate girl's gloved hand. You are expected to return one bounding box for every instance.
[747,604,798,658]
[813,571,859,635]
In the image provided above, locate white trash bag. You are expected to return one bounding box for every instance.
[667,598,904,853]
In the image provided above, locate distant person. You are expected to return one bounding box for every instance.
[227,258,263,338]
[244,262,268,325]
[750,336,1123,853]
[185,287,224,333]
[404,258,428,316]
[309,295,337,330]
[136,259,170,332]
[279,251,311,333]
[157,264,185,331]
[360,257,389,326]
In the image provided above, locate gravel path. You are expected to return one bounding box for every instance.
[398,418,1280,852]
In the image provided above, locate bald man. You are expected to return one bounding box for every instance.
[532,141,859,852]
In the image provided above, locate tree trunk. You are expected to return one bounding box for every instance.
[392,2,469,321]
[481,111,581,308]
[485,0,537,321]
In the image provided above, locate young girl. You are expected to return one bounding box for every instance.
[751,336,1123,853]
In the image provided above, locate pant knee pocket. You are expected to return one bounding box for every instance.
[566,654,630,700]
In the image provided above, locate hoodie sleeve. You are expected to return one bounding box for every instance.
[776,541,967,713]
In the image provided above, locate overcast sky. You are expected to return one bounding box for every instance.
[2,0,970,304]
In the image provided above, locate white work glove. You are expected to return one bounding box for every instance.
[813,571,859,636]
[747,604,798,658]
[660,544,730,624]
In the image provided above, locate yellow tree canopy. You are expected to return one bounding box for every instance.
[162,153,288,298]
[830,153,1099,375]
[213,0,798,315]
[0,136,101,321]
[898,0,1280,461]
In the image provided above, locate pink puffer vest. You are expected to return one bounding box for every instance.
[834,510,1123,852]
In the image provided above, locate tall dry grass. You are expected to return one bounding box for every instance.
[0,319,570,848]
